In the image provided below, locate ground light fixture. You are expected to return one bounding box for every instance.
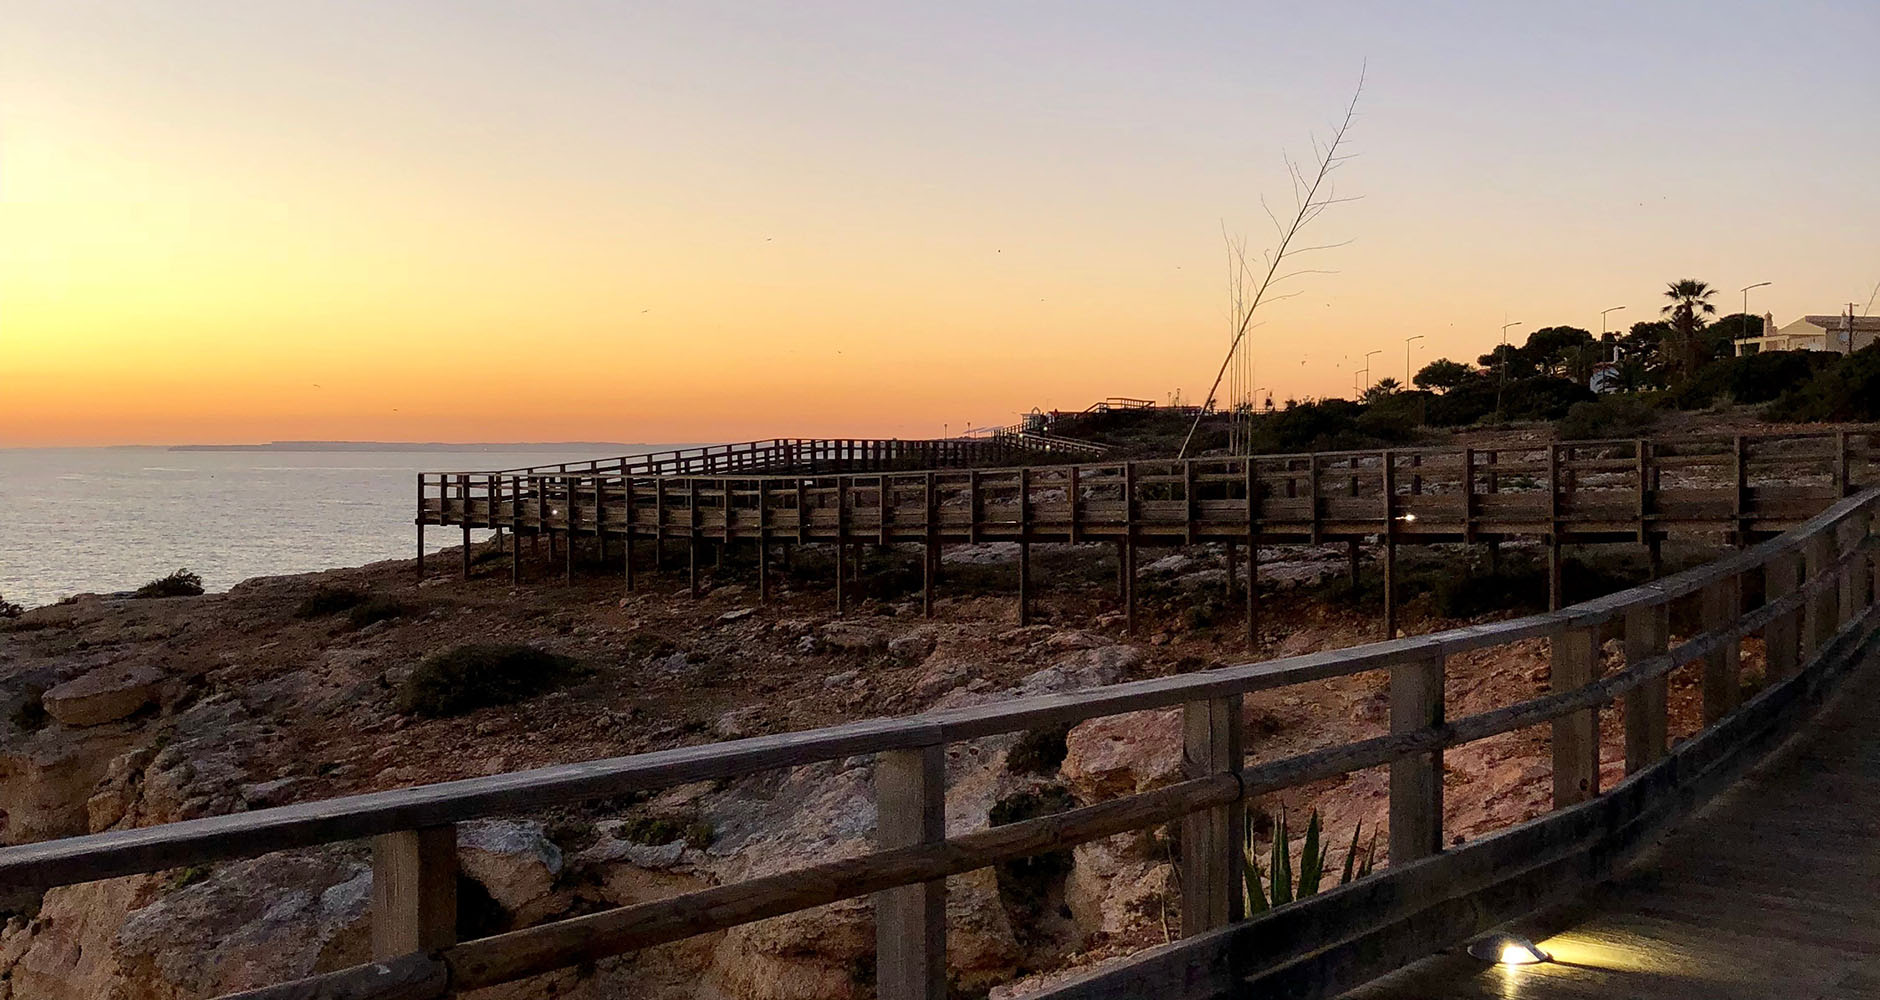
[1466,932,1551,965]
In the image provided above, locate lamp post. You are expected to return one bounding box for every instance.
[1601,305,1626,362]
[1741,282,1771,353]
[1495,321,1521,420]
[1255,387,1268,410]
[1404,335,1425,386]
[1362,349,1382,393]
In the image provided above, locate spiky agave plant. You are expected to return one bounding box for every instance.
[1242,807,1377,915]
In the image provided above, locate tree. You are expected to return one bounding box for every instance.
[1360,378,1401,404]
[1709,312,1765,342]
[1661,279,1718,380]
[1479,343,1540,380]
[1523,326,1596,379]
[1413,358,1474,393]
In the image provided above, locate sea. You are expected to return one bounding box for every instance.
[0,445,697,610]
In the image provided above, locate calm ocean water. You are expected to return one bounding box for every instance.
[0,446,694,610]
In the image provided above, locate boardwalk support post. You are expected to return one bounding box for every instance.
[1180,695,1243,935]
[1551,625,1601,807]
[1623,602,1669,773]
[371,825,457,960]
[460,475,472,580]
[1383,451,1398,639]
[1017,468,1031,626]
[875,746,945,1000]
[1389,652,1444,863]
[415,476,426,585]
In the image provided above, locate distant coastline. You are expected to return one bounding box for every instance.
[168,441,669,453]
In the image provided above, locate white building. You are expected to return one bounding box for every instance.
[1736,312,1880,356]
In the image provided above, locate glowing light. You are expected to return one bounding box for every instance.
[1399,512,1418,523]
[1467,932,1550,966]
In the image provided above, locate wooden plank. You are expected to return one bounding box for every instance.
[1180,696,1244,935]
[1388,653,1444,864]
[371,826,457,959]
[875,746,945,1000]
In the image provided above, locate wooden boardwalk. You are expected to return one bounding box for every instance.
[420,429,1879,635]
[1344,647,1880,1000]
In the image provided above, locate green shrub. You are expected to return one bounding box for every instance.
[394,643,586,717]
[1557,394,1660,441]
[294,585,369,618]
[346,596,413,629]
[1767,343,1880,422]
[135,569,204,598]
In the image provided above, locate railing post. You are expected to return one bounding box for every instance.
[1181,695,1244,934]
[1623,602,1669,773]
[1765,550,1802,680]
[1701,575,1743,724]
[1550,625,1601,807]
[1803,530,1838,660]
[875,746,946,1000]
[1846,509,1874,624]
[372,825,457,959]
[1389,652,1444,863]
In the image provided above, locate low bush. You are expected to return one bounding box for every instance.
[1007,725,1071,774]
[346,596,413,630]
[135,569,204,599]
[394,643,586,717]
[293,585,369,618]
[1556,394,1660,441]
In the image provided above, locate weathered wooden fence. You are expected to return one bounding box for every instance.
[6,483,1877,1000]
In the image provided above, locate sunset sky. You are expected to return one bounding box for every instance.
[4,1,1877,446]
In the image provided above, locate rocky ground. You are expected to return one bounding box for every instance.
[0,535,1738,1000]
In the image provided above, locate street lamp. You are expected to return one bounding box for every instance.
[1601,305,1626,361]
[1496,321,1521,420]
[1404,335,1425,385]
[1362,349,1382,391]
[1741,282,1771,351]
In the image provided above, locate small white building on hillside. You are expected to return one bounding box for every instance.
[1736,312,1880,356]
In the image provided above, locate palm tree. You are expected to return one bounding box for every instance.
[1661,279,1717,381]
[1360,378,1401,404]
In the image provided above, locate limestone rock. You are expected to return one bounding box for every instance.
[458,819,563,914]
[40,663,163,727]
[1061,708,1184,802]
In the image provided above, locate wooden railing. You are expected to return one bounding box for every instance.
[418,429,1876,633]
[442,436,1063,479]
[7,482,1879,1000]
